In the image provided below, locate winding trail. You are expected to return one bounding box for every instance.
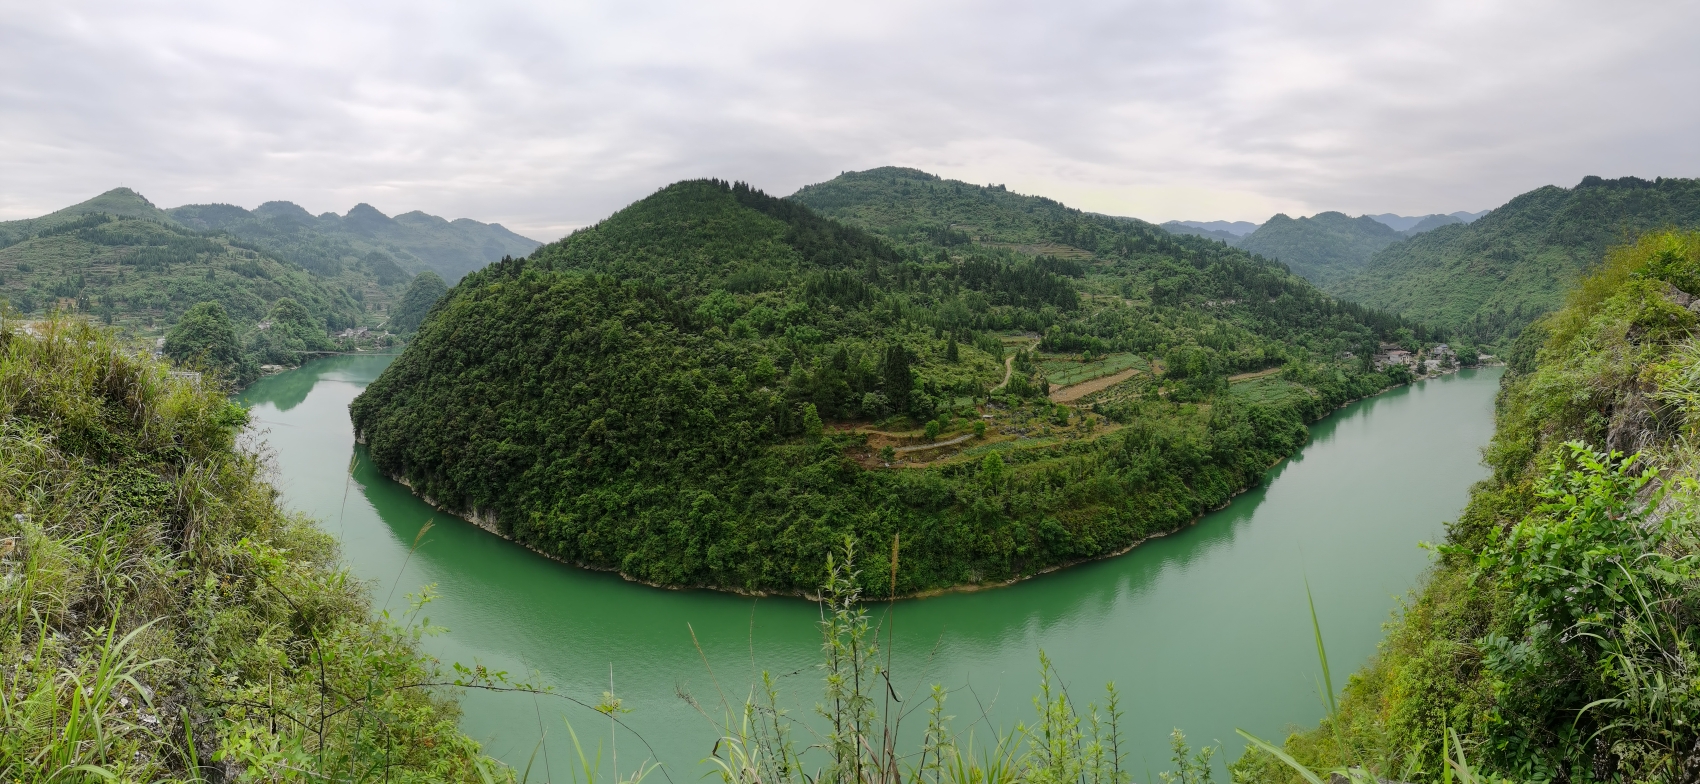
[990,355,1015,392]
[894,432,978,454]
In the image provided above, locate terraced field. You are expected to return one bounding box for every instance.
[1042,351,1148,387]
[1227,375,1313,407]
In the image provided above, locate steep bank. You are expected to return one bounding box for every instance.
[1238,231,1700,781]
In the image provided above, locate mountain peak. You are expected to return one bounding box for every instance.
[343,203,397,234]
[253,201,314,222]
[41,187,175,225]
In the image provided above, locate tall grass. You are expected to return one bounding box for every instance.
[0,317,496,781]
[689,536,1214,784]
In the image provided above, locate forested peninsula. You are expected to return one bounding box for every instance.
[350,171,1442,595]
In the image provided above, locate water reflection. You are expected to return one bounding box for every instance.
[238,358,1501,776]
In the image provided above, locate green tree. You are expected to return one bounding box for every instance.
[248,297,332,366]
[802,403,824,442]
[390,270,448,334]
[923,420,941,439]
[882,343,913,413]
[164,301,254,385]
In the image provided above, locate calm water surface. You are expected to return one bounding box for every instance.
[237,358,1502,778]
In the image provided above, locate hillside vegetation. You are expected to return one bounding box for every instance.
[1332,176,1700,344]
[352,171,1426,595]
[0,319,495,781]
[1237,231,1700,782]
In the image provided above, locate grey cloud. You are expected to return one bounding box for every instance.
[2,0,1696,239]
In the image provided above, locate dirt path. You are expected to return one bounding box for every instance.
[894,432,978,454]
[1228,367,1282,383]
[990,355,1015,392]
[1049,367,1141,403]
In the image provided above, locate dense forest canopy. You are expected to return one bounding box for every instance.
[352,172,1431,595]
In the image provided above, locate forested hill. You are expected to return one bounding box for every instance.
[353,175,1430,595]
[1330,175,1700,344]
[1234,211,1405,287]
[166,199,539,283]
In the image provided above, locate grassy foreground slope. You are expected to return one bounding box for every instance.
[1237,231,1700,782]
[352,175,1417,595]
[1331,176,1700,345]
[0,320,492,781]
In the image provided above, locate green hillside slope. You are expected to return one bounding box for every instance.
[1331,176,1700,344]
[1235,211,1404,286]
[168,199,540,283]
[0,319,495,781]
[352,173,1425,595]
[1238,231,1700,782]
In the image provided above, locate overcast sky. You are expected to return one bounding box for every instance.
[3,0,1697,240]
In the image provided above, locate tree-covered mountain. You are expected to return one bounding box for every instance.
[353,171,1428,595]
[1233,211,1405,286]
[167,198,540,283]
[0,189,383,338]
[1331,176,1700,344]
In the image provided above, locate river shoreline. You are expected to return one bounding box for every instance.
[247,355,1505,774]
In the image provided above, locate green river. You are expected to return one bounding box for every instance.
[237,357,1502,778]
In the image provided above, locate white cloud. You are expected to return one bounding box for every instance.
[2,0,1696,239]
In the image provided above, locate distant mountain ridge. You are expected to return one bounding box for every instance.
[0,187,540,285]
[167,198,540,283]
[1170,219,1258,236]
[1368,210,1488,232]
[1332,176,1700,343]
[0,187,391,355]
[1157,210,1488,268]
[1159,221,1249,245]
